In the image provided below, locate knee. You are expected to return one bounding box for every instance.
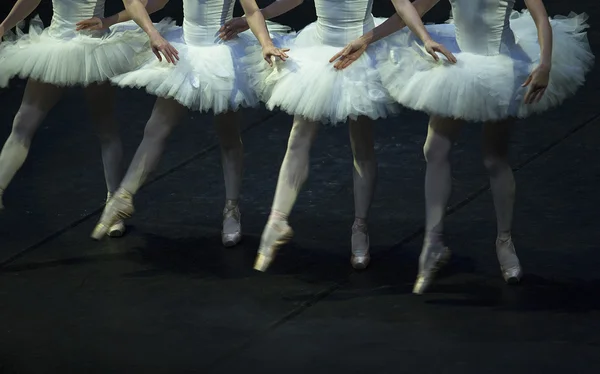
[423,136,452,164]
[483,154,509,175]
[11,106,43,142]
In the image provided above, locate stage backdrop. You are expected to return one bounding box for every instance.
[1,1,527,38]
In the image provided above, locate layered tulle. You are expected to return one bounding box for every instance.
[377,11,594,122]
[244,17,400,125]
[111,21,292,114]
[0,16,166,88]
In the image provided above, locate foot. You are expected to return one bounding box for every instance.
[106,192,126,238]
[91,188,134,240]
[222,201,242,248]
[496,237,522,284]
[254,218,293,272]
[413,241,451,295]
[350,222,370,270]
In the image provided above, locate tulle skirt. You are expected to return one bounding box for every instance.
[0,16,162,88]
[377,11,594,122]
[111,20,292,114]
[244,17,400,125]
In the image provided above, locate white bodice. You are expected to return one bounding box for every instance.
[183,0,235,45]
[51,0,105,25]
[315,0,375,46]
[450,0,517,55]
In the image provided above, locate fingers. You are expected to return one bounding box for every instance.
[153,48,162,62]
[330,46,349,63]
[428,49,439,62]
[521,74,533,87]
[440,47,457,63]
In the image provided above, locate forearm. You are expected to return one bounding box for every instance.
[525,0,552,67]
[391,0,437,43]
[0,0,42,31]
[105,0,167,28]
[240,0,274,47]
[260,0,304,20]
[362,0,439,45]
[122,0,161,37]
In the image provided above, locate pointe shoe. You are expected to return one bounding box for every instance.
[350,223,370,270]
[254,220,293,272]
[413,242,451,295]
[106,192,126,238]
[496,237,522,284]
[222,204,242,248]
[91,188,134,240]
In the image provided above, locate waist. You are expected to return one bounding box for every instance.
[48,15,107,39]
[183,19,225,45]
[455,28,516,56]
[315,15,375,46]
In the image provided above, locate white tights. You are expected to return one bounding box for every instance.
[119,98,244,204]
[269,115,377,227]
[422,115,515,247]
[0,79,123,196]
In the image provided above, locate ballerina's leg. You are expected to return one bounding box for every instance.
[0,79,64,208]
[91,97,186,239]
[214,110,244,247]
[348,116,377,269]
[414,115,463,294]
[254,115,319,271]
[482,119,522,283]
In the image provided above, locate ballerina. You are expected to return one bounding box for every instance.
[332,0,594,293]
[0,0,177,237]
[88,0,290,247]
[223,0,455,271]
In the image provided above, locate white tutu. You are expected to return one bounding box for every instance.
[244,17,400,125]
[377,11,594,122]
[111,20,292,114]
[0,16,165,88]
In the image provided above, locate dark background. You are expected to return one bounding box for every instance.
[1,0,527,33]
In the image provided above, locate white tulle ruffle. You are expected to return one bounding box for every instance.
[111,21,292,114]
[244,17,400,125]
[377,11,594,122]
[0,16,166,88]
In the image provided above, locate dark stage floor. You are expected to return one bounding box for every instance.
[1,1,599,373]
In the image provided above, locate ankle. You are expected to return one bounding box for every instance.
[269,210,288,222]
[225,199,239,210]
[497,232,512,243]
[423,231,444,248]
[352,217,368,233]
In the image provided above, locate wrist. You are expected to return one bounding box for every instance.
[359,34,373,46]
[539,60,551,71]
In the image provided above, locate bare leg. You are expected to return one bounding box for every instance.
[0,79,64,208]
[84,82,125,237]
[348,116,377,269]
[414,115,464,294]
[482,120,522,283]
[214,111,243,247]
[91,97,186,239]
[254,115,319,271]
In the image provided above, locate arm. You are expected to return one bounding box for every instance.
[0,0,42,33]
[360,0,440,46]
[220,0,302,41]
[522,0,552,103]
[119,0,178,63]
[238,0,290,65]
[121,0,163,37]
[390,0,437,44]
[524,0,552,69]
[104,0,169,28]
[260,0,304,20]
[238,0,277,48]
